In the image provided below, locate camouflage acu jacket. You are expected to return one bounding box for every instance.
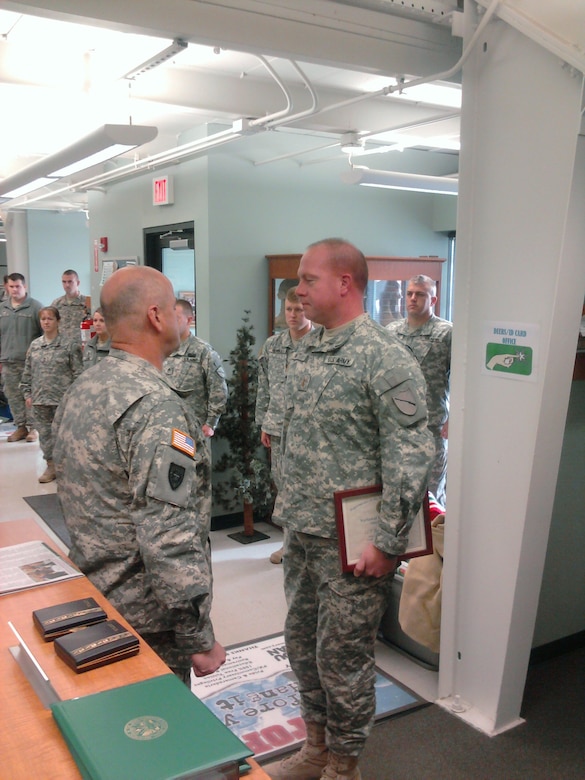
[163,334,227,431]
[273,314,434,556]
[51,293,91,341]
[21,333,83,405]
[386,314,452,431]
[82,335,111,369]
[255,327,313,436]
[53,349,215,655]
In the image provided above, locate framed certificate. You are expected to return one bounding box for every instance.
[334,486,432,573]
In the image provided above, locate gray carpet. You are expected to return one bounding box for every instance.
[360,646,585,779]
[23,493,72,549]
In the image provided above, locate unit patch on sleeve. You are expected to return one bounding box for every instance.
[171,428,195,458]
[391,388,418,416]
[168,462,186,490]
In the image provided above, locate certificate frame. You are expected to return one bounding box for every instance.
[334,486,432,573]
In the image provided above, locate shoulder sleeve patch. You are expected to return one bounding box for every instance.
[372,369,428,426]
[391,388,418,416]
[147,443,196,508]
[171,428,195,458]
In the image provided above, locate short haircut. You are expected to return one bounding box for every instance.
[62,270,79,279]
[408,274,436,296]
[39,306,60,320]
[285,286,301,304]
[3,275,8,284]
[175,298,194,317]
[8,272,25,283]
[307,238,368,293]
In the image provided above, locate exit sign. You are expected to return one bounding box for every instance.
[153,175,174,205]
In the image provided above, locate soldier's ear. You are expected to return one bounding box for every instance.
[339,273,351,297]
[147,304,164,333]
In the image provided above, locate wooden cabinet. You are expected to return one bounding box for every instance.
[266,254,446,334]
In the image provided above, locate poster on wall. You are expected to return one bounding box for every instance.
[482,321,540,382]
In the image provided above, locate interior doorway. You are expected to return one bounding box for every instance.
[144,221,196,327]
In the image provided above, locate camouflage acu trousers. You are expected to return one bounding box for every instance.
[3,362,33,428]
[269,434,283,491]
[429,431,448,508]
[32,404,57,460]
[282,529,394,756]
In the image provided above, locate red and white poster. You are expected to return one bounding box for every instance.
[191,633,422,763]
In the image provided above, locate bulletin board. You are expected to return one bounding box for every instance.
[99,257,138,286]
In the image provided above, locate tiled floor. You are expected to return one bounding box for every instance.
[0,420,438,702]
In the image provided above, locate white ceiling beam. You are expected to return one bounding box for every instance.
[3,0,462,78]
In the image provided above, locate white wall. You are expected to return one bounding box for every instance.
[27,211,89,304]
[87,145,450,362]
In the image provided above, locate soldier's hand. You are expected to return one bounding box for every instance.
[191,641,226,677]
[354,543,396,579]
[202,424,215,437]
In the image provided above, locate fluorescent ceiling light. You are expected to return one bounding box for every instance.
[2,178,56,199]
[124,39,188,80]
[0,124,157,199]
[341,167,458,195]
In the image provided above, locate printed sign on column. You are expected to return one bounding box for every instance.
[483,321,539,382]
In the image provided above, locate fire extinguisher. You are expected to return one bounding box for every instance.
[80,317,95,348]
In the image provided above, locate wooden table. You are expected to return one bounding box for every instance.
[0,519,270,779]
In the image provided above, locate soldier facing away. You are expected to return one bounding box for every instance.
[53,265,225,683]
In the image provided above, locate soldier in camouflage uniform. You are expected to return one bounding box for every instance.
[53,266,225,684]
[51,269,91,342]
[21,306,83,482]
[0,272,43,442]
[270,239,433,780]
[256,286,313,563]
[386,274,451,507]
[163,299,227,438]
[82,308,111,369]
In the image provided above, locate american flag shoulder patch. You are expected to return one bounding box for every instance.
[171,428,195,458]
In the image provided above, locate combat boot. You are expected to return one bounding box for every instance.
[320,752,362,780]
[269,722,328,780]
[7,426,28,442]
[38,460,56,483]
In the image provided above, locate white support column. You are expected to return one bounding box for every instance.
[438,14,585,734]
[4,211,30,280]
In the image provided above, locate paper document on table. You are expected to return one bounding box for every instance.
[0,540,81,595]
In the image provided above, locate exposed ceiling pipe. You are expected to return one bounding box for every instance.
[1,2,500,211]
[254,112,460,166]
[291,0,501,123]
[247,55,293,124]
[253,61,319,129]
[1,122,251,210]
[385,0,502,97]
[2,54,322,211]
[254,139,339,166]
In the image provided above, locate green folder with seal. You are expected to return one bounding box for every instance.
[51,674,254,780]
